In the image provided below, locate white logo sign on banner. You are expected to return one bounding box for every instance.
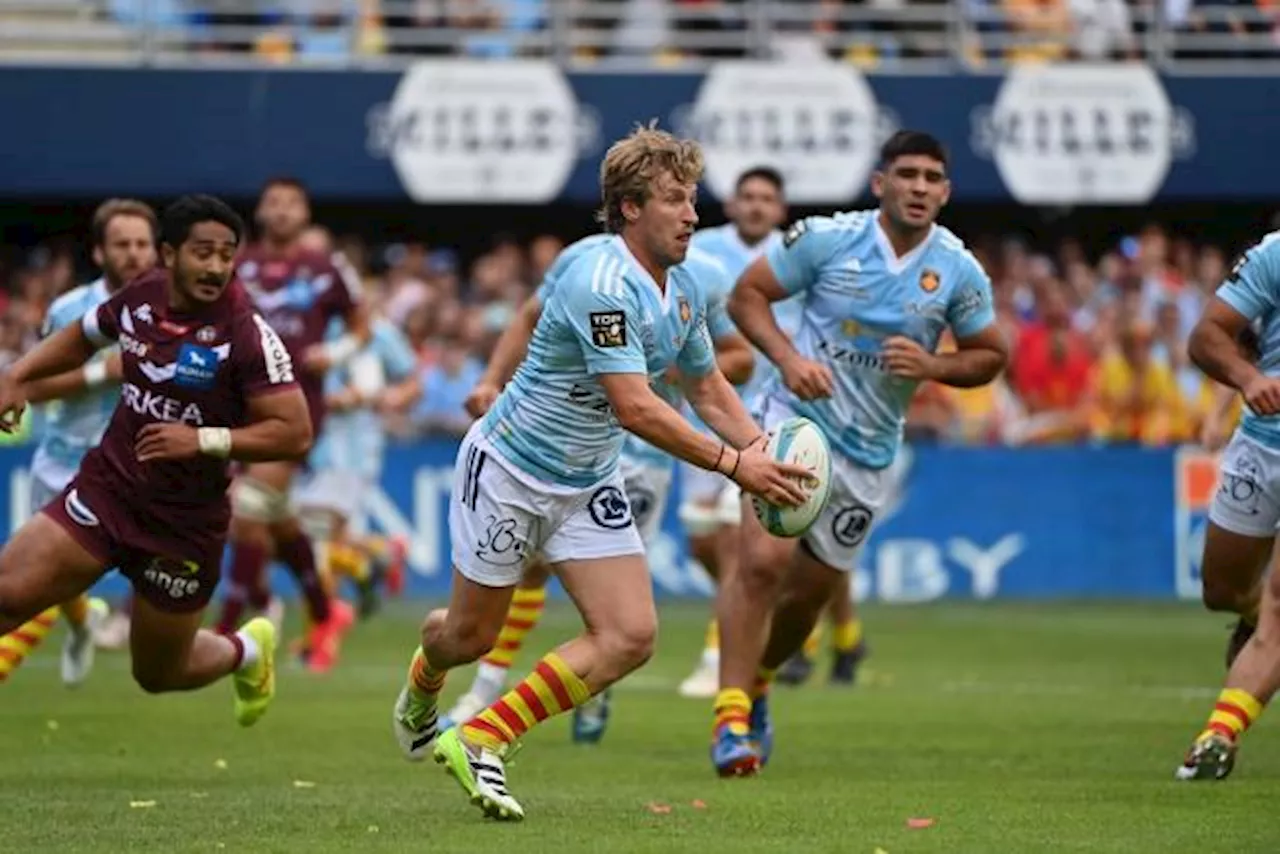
[369,60,589,203]
[682,61,885,205]
[973,64,1195,204]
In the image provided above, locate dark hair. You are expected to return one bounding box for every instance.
[735,166,785,195]
[260,176,310,200]
[879,130,948,170]
[160,195,246,248]
[91,199,158,248]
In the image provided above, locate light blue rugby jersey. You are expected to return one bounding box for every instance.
[531,236,735,473]
[483,234,717,488]
[310,317,418,481]
[690,222,796,408]
[764,210,996,470]
[1215,230,1280,448]
[30,279,118,491]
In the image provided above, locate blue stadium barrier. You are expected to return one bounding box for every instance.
[0,442,1213,602]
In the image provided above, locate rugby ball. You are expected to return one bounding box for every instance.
[751,417,833,538]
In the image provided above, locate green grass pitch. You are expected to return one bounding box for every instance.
[2,601,1277,853]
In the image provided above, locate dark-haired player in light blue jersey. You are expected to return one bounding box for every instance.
[712,130,1008,776]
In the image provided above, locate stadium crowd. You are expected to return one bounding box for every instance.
[0,218,1240,448]
[8,1,1265,66]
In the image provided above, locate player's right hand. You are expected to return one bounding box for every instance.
[0,373,27,434]
[779,355,834,401]
[465,381,501,418]
[1243,375,1280,416]
[729,445,811,508]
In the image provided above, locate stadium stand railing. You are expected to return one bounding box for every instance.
[0,0,1275,70]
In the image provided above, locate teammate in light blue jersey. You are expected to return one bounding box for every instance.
[438,235,752,741]
[711,130,1008,777]
[1178,229,1280,781]
[677,167,794,698]
[7,199,158,686]
[296,316,420,617]
[392,125,807,821]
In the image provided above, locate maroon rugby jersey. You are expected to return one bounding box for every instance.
[78,268,300,512]
[235,244,361,427]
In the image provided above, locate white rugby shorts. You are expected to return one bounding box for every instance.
[753,396,894,572]
[1209,431,1280,538]
[619,456,674,547]
[449,421,644,587]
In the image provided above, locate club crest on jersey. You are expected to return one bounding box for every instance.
[678,296,691,325]
[175,343,220,390]
[783,219,808,248]
[842,319,861,337]
[920,269,941,293]
[590,311,627,348]
[196,325,218,344]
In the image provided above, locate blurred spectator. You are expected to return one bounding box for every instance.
[1091,321,1184,445]
[413,320,485,437]
[1002,0,1075,61]
[1007,286,1094,443]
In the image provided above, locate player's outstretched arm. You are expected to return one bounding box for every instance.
[24,352,122,405]
[0,321,101,429]
[6,321,99,387]
[466,295,542,418]
[681,367,763,451]
[598,372,806,508]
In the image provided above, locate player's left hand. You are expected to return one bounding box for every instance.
[882,336,938,381]
[301,344,331,376]
[135,423,201,462]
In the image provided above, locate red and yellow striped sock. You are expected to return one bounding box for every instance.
[407,647,447,701]
[461,651,591,751]
[61,595,88,630]
[713,688,751,737]
[832,616,863,653]
[0,607,59,683]
[753,665,776,699]
[478,586,547,671]
[1200,688,1264,743]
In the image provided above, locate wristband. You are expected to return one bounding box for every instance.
[83,361,109,388]
[728,448,742,479]
[197,426,232,458]
[323,334,361,367]
[713,443,726,474]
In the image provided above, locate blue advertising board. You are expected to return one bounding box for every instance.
[0,62,1275,204]
[0,441,1210,603]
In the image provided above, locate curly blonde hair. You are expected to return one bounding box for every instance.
[596,122,704,233]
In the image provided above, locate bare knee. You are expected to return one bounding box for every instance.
[738,548,790,600]
[132,662,180,694]
[424,607,501,664]
[598,617,657,672]
[1202,571,1254,614]
[1202,578,1243,613]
